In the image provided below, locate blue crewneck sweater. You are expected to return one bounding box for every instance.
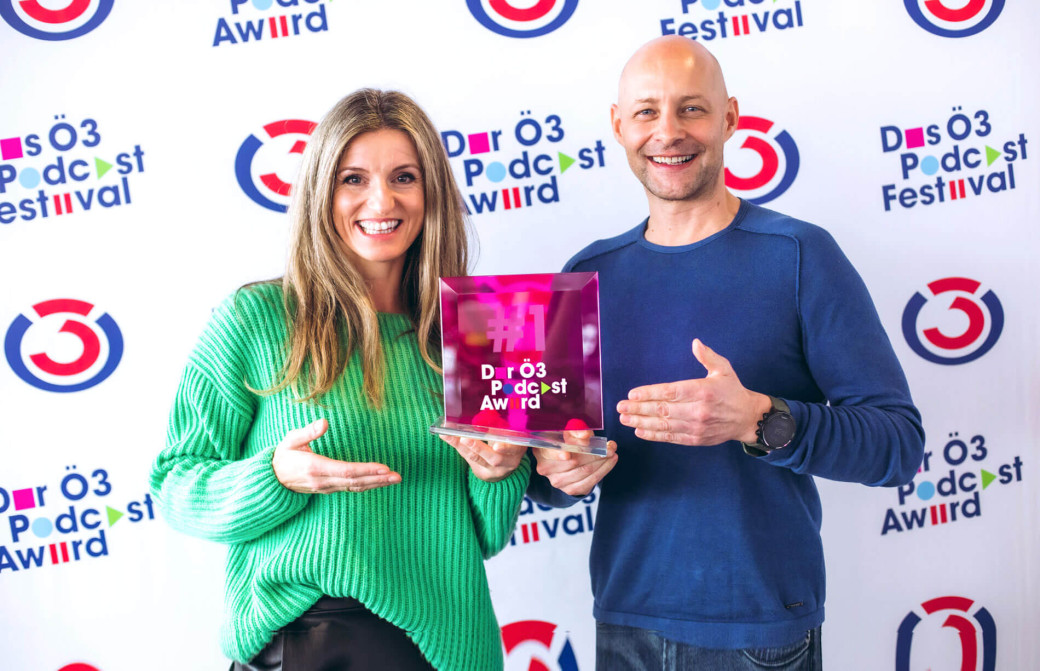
[529,200,924,648]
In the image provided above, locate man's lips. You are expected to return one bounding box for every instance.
[649,154,695,165]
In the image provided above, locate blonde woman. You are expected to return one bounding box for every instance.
[151,89,530,671]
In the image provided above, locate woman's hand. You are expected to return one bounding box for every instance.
[272,419,401,494]
[439,435,527,483]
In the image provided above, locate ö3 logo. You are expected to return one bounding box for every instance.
[234,119,317,212]
[467,0,579,38]
[501,620,579,671]
[724,116,799,204]
[902,277,1003,365]
[896,596,996,671]
[904,0,1004,38]
[0,0,113,40]
[4,299,123,392]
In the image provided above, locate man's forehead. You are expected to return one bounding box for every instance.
[619,64,719,104]
[617,37,727,104]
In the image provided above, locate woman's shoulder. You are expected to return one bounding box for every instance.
[228,280,286,321]
[200,280,288,352]
[181,283,286,412]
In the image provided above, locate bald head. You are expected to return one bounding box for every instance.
[618,36,729,107]
[610,36,740,210]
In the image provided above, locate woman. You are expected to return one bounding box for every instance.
[150,89,530,671]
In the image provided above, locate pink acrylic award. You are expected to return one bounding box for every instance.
[430,272,609,456]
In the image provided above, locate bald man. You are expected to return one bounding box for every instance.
[528,37,924,670]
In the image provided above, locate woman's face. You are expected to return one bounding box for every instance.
[332,128,425,278]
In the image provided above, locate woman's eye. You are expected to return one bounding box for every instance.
[342,174,362,185]
[395,172,418,184]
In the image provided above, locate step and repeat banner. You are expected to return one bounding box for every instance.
[1,1,1037,670]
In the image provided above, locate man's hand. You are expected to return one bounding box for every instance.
[272,419,402,493]
[533,430,618,497]
[617,339,771,446]
[439,435,528,483]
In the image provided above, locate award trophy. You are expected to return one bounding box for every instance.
[430,272,609,456]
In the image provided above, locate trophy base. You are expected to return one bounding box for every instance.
[430,417,610,457]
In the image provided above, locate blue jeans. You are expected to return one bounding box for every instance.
[596,621,822,671]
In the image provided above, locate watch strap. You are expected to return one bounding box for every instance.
[741,396,792,457]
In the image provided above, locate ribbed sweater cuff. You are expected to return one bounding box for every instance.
[467,455,531,558]
[468,454,531,503]
[226,443,314,533]
[153,443,312,544]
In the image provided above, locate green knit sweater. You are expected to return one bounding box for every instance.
[150,283,530,669]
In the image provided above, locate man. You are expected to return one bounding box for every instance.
[529,36,924,670]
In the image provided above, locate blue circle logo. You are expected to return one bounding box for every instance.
[0,0,114,41]
[466,0,579,38]
[502,620,580,671]
[901,277,1003,365]
[904,0,1004,38]
[724,116,800,205]
[896,596,996,671]
[5,299,123,392]
[234,119,317,213]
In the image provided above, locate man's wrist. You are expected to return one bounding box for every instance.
[742,395,797,456]
[741,392,773,444]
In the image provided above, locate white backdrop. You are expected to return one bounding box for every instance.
[1,1,1037,670]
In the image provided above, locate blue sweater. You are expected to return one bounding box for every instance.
[529,200,924,648]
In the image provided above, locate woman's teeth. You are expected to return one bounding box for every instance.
[357,220,401,234]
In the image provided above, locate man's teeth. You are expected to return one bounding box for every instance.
[358,220,401,234]
[651,155,694,165]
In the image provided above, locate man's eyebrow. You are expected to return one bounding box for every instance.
[630,94,710,105]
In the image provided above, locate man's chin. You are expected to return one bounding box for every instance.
[639,171,722,203]
[645,184,710,202]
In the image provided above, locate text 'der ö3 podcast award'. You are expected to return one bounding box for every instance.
[431,272,609,456]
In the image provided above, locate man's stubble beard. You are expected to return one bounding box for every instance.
[634,151,725,203]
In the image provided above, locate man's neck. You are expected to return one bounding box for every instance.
[644,190,741,246]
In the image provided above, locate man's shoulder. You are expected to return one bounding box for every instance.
[737,202,835,246]
[735,202,854,269]
[563,220,646,271]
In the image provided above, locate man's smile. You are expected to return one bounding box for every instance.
[650,155,695,165]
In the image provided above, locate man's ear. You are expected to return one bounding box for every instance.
[610,104,624,144]
[723,97,740,140]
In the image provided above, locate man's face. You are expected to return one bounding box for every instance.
[611,45,738,204]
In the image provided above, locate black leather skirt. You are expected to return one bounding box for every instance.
[231,596,435,671]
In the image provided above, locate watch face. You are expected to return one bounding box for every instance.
[763,412,796,448]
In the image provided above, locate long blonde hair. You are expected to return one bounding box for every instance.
[271,88,470,405]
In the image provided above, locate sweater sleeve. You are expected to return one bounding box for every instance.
[466,454,531,558]
[761,228,925,487]
[150,293,312,544]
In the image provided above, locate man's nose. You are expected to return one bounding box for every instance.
[654,111,684,143]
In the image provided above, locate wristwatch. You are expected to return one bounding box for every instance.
[741,396,796,457]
